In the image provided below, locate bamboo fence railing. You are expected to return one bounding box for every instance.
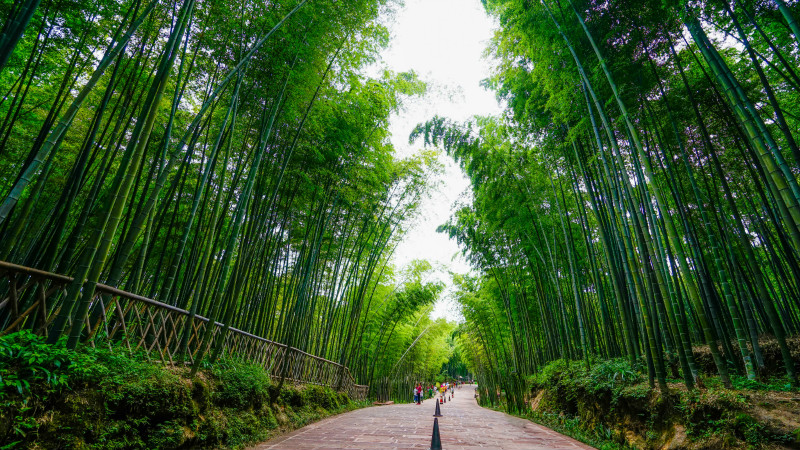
[0,261,368,401]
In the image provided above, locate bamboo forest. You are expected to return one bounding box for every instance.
[1,0,800,448]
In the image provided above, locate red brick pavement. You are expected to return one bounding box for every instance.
[250,385,595,450]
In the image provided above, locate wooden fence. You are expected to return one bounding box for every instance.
[0,261,368,401]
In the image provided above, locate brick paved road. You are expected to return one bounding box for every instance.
[251,385,595,450]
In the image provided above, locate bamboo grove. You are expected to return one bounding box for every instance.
[0,0,451,393]
[412,0,800,408]
[356,260,456,402]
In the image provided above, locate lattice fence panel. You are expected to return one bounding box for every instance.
[0,261,369,400]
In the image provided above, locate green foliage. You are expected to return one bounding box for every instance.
[437,0,800,413]
[355,259,457,402]
[0,332,361,449]
[0,0,440,409]
[586,359,644,391]
[0,330,70,399]
[302,385,340,410]
[105,368,193,421]
[528,359,644,407]
[279,387,306,408]
[528,359,570,387]
[510,357,798,450]
[673,389,795,447]
[513,409,636,450]
[729,375,797,393]
[212,359,272,409]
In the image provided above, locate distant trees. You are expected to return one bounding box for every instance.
[354,260,454,401]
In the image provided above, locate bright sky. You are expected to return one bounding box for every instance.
[373,0,502,320]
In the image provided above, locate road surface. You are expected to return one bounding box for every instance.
[251,384,595,450]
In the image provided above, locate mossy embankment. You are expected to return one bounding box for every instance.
[483,352,800,450]
[0,331,366,449]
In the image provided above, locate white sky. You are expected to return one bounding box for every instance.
[371,0,502,320]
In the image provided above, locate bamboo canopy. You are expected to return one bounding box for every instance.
[0,0,446,399]
[414,0,800,409]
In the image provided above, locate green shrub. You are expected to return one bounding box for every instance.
[586,358,642,392]
[213,359,272,409]
[0,330,74,399]
[528,358,643,403]
[279,387,305,408]
[303,385,338,409]
[528,358,569,388]
[104,368,193,420]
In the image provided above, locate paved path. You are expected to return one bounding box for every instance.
[251,385,595,449]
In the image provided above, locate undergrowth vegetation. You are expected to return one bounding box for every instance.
[506,358,800,450]
[0,331,362,449]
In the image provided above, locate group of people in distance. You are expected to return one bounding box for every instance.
[412,380,462,405]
